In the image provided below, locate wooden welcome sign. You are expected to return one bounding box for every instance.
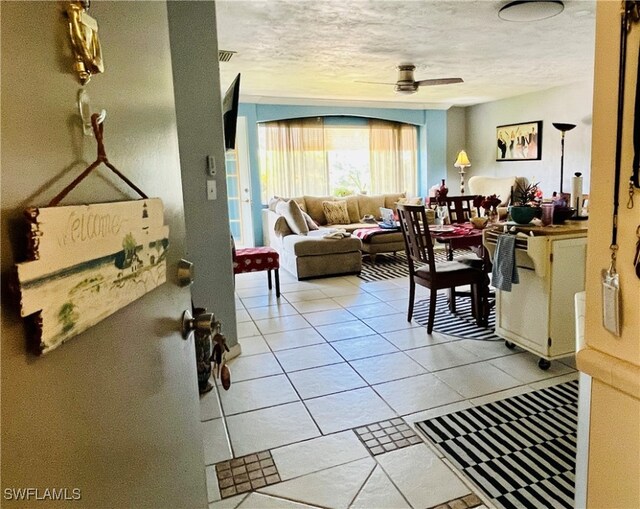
[15,199,169,355]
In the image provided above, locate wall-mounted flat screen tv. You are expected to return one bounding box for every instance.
[222,73,241,151]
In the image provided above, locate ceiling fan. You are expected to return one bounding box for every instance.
[358,64,463,95]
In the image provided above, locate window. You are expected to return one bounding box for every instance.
[258,117,417,202]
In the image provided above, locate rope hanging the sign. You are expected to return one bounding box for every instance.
[48,113,148,207]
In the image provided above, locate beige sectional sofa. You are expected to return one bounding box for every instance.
[263,193,409,279]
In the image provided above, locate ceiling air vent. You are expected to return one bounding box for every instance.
[218,50,236,62]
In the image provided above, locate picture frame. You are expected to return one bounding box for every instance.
[496,121,542,161]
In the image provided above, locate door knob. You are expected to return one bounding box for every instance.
[181,310,215,339]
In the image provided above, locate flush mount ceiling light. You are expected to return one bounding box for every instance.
[499,1,564,22]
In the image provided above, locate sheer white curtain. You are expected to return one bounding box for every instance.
[369,119,418,195]
[259,117,328,199]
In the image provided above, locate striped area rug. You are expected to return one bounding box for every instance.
[413,292,500,341]
[358,249,472,283]
[417,380,579,509]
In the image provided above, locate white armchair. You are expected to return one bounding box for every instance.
[468,175,529,218]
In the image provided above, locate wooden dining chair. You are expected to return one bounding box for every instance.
[397,204,485,334]
[444,195,481,224]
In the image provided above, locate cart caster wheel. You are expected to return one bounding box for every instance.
[505,340,516,350]
[538,358,551,370]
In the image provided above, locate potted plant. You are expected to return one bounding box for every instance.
[510,181,541,224]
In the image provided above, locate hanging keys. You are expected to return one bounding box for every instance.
[211,332,230,386]
[220,352,231,391]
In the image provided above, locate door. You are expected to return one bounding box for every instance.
[226,117,255,247]
[1,3,207,508]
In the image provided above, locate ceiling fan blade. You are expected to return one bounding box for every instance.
[355,80,396,85]
[415,77,464,87]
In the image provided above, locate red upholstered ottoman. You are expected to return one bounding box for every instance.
[233,247,280,297]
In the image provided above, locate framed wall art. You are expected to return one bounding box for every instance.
[496,121,542,161]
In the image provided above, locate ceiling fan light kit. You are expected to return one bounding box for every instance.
[498,0,564,22]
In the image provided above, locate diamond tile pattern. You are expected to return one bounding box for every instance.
[215,451,281,499]
[354,418,422,455]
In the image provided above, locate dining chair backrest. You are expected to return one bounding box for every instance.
[445,195,480,224]
[397,204,436,273]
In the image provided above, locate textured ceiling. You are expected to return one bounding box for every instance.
[215,0,596,109]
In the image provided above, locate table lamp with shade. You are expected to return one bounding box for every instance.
[454,150,471,194]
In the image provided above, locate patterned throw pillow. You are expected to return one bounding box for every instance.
[322,200,350,225]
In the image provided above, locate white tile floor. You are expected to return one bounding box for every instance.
[203,269,578,509]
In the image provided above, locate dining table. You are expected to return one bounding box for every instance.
[429,222,485,260]
[430,222,493,327]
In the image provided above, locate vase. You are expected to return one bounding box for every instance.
[509,206,537,225]
[438,179,448,197]
[487,208,499,224]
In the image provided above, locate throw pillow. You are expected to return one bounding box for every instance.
[397,196,424,206]
[276,199,309,235]
[322,200,350,225]
[273,216,293,237]
[302,211,319,230]
[268,196,283,211]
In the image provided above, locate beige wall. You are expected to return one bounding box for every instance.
[579,2,640,507]
[465,81,594,197]
[446,106,467,191]
[587,380,640,508]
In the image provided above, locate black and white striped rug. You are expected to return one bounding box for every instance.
[358,249,472,283]
[413,292,500,341]
[417,380,579,509]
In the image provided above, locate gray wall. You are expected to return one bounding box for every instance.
[168,1,238,348]
[465,82,594,197]
[446,106,467,193]
[1,2,207,507]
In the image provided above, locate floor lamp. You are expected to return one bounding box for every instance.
[552,123,576,194]
[455,150,471,194]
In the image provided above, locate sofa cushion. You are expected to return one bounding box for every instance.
[292,196,307,212]
[276,200,309,235]
[283,231,362,256]
[344,195,361,223]
[304,195,334,225]
[358,195,385,218]
[384,193,406,209]
[322,200,350,225]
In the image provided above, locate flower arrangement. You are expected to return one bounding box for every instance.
[512,181,542,207]
[473,194,502,215]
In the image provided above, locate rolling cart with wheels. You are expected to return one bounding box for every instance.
[483,224,587,370]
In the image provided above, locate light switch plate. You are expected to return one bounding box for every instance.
[207,180,217,200]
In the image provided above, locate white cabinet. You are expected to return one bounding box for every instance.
[484,225,588,368]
